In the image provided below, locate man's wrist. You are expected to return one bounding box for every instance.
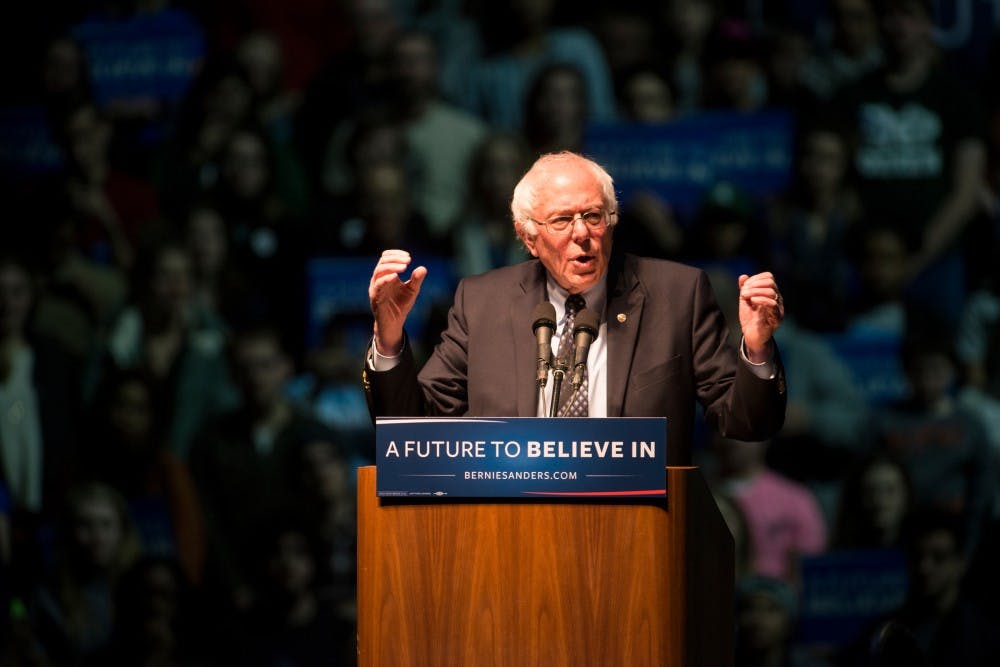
[369,335,405,372]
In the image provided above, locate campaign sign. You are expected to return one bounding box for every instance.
[584,110,794,218]
[797,548,909,646]
[822,329,907,406]
[375,417,666,498]
[305,255,456,349]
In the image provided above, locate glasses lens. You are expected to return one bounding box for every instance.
[544,211,604,233]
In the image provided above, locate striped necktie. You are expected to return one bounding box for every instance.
[556,294,588,417]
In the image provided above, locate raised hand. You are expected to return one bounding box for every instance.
[738,272,784,363]
[369,249,427,356]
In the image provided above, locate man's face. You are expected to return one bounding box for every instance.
[234,337,291,409]
[911,529,965,605]
[520,162,613,294]
[392,34,437,100]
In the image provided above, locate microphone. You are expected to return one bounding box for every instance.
[571,308,600,390]
[531,302,557,387]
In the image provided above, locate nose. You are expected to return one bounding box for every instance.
[569,214,590,242]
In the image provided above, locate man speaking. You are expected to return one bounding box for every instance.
[364,151,786,464]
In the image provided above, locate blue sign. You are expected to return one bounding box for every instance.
[376,417,667,498]
[72,9,205,107]
[0,106,65,180]
[797,548,909,646]
[584,111,794,218]
[305,255,456,349]
[823,329,907,405]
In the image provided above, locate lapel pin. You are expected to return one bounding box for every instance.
[616,313,627,323]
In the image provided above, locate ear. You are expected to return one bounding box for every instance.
[519,230,539,257]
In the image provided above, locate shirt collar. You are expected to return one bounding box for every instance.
[545,273,607,323]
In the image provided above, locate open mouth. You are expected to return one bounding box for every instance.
[572,255,595,268]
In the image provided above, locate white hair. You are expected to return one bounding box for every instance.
[510,151,619,240]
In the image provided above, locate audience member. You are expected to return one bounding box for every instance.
[386,29,487,239]
[0,255,82,602]
[38,36,92,116]
[156,56,254,217]
[86,240,237,459]
[852,512,1000,667]
[29,482,141,664]
[81,368,206,586]
[616,64,676,123]
[190,327,335,616]
[182,202,251,331]
[29,196,129,361]
[712,436,828,582]
[687,181,764,280]
[323,159,439,259]
[703,20,769,112]
[318,108,410,210]
[762,23,814,111]
[54,102,162,271]
[0,256,80,521]
[801,0,883,102]
[845,225,909,338]
[655,0,719,114]
[295,0,402,187]
[735,575,815,667]
[237,521,355,667]
[293,437,357,616]
[286,313,374,464]
[836,0,987,332]
[873,333,994,554]
[522,63,589,156]
[834,455,913,550]
[212,123,309,339]
[450,132,532,278]
[235,30,302,145]
[954,269,1000,453]
[465,0,615,130]
[590,9,660,93]
[98,555,208,666]
[767,121,860,331]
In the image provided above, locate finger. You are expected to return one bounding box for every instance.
[407,265,428,290]
[741,287,782,301]
[379,249,412,262]
[372,262,409,278]
[747,296,780,309]
[740,283,778,294]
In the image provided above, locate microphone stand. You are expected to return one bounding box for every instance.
[548,359,568,417]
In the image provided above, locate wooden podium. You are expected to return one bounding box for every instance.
[357,466,734,666]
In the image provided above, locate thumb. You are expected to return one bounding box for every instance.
[406,265,428,292]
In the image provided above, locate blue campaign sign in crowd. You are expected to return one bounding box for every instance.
[585,111,794,219]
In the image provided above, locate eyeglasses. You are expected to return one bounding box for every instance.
[531,210,614,234]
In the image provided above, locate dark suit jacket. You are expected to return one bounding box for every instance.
[365,253,786,464]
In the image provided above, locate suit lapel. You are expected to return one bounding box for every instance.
[512,262,548,416]
[606,256,644,417]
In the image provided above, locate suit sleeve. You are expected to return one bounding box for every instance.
[363,279,474,419]
[692,270,787,441]
[363,333,427,418]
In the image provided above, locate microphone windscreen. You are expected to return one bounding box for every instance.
[532,302,557,332]
[573,308,600,338]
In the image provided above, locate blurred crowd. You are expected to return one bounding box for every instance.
[0,0,999,665]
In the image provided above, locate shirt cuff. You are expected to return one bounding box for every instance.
[740,337,776,380]
[367,336,404,372]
